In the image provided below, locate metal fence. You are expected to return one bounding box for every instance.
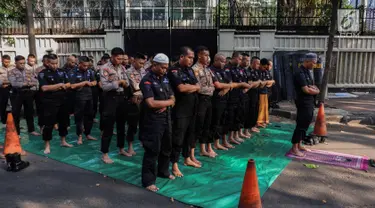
[0,2,374,35]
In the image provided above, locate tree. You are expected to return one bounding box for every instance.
[0,0,26,26]
[319,0,339,102]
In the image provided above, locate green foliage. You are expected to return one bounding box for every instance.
[0,0,26,27]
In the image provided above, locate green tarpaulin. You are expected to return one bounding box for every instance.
[0,120,295,208]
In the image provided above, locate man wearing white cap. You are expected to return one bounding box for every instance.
[139,53,176,192]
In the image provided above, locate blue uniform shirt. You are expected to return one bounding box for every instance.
[69,68,95,100]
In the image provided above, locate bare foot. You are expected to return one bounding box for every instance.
[77,136,83,145]
[299,145,311,152]
[251,127,260,133]
[207,149,218,157]
[44,146,50,154]
[245,132,252,138]
[214,143,228,151]
[200,151,212,157]
[54,124,58,130]
[93,119,99,123]
[39,126,44,134]
[236,138,245,143]
[172,164,184,177]
[184,157,201,168]
[127,148,136,156]
[191,156,201,166]
[257,124,266,128]
[229,138,240,145]
[169,175,175,180]
[145,184,159,192]
[113,132,117,135]
[291,148,305,157]
[119,149,132,157]
[30,131,41,136]
[239,132,247,138]
[223,142,235,149]
[61,141,73,148]
[102,155,114,164]
[86,135,97,141]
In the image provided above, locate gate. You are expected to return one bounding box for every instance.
[124,0,217,59]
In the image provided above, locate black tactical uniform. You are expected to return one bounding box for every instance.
[139,71,173,188]
[69,67,96,137]
[292,65,315,144]
[210,66,231,140]
[38,68,70,141]
[225,64,244,132]
[167,62,198,164]
[247,68,260,128]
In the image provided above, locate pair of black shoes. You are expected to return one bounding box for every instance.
[302,135,327,146]
[5,153,30,172]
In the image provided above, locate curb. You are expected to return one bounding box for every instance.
[270,109,344,123]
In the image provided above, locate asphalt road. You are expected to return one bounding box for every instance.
[1,117,375,208]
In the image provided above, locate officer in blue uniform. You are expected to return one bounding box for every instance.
[38,54,72,154]
[167,46,200,177]
[291,53,320,157]
[225,52,251,146]
[139,53,175,192]
[69,56,97,144]
[209,53,232,151]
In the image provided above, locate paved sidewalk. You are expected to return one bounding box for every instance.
[271,93,375,124]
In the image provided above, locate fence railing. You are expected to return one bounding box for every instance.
[0,6,374,35]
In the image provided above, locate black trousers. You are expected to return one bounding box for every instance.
[10,90,36,134]
[35,91,43,127]
[92,86,99,119]
[66,91,75,126]
[74,99,94,136]
[248,100,259,128]
[125,101,140,143]
[227,100,242,132]
[141,119,172,187]
[211,101,228,140]
[100,93,126,154]
[0,87,10,124]
[195,95,213,144]
[42,98,69,141]
[292,103,314,144]
[241,97,251,129]
[170,116,196,163]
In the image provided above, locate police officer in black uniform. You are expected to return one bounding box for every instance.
[225,52,251,146]
[38,54,72,154]
[210,53,232,151]
[167,46,200,177]
[291,53,320,157]
[62,55,77,128]
[139,53,175,192]
[247,56,262,133]
[69,56,97,145]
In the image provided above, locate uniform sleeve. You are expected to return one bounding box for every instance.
[28,69,39,87]
[8,69,24,88]
[90,69,95,82]
[167,68,183,88]
[211,70,218,83]
[64,71,70,83]
[225,70,233,83]
[295,70,308,88]
[189,69,198,85]
[268,71,273,80]
[38,71,48,87]
[100,67,119,92]
[140,78,154,99]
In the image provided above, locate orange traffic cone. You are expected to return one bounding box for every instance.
[313,103,327,137]
[3,113,29,172]
[238,159,262,208]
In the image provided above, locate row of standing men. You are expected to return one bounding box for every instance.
[0,46,275,192]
